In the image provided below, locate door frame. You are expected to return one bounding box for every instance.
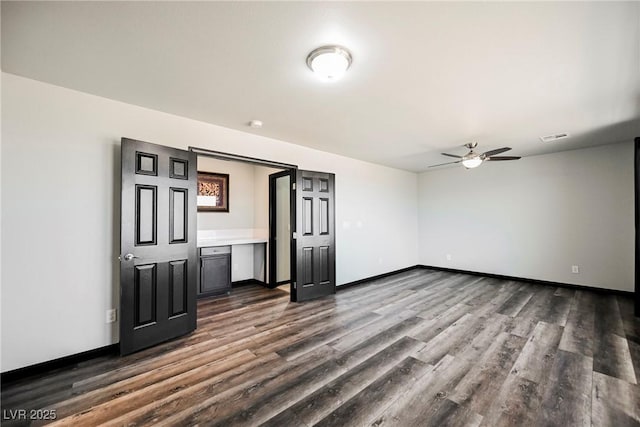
[634,137,639,316]
[268,169,294,288]
[189,147,297,170]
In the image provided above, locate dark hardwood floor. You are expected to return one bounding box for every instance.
[2,269,639,426]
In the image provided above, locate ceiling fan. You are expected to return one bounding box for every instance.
[429,142,521,169]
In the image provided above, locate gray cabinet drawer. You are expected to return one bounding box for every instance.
[200,245,231,256]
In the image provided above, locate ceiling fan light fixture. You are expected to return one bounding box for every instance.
[429,143,519,169]
[461,154,483,169]
[306,45,352,81]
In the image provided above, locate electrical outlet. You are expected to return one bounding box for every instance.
[106,309,117,323]
[446,254,452,261]
[571,265,579,274]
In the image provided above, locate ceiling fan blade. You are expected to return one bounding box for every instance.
[428,160,462,168]
[441,153,462,159]
[481,147,511,157]
[486,156,521,161]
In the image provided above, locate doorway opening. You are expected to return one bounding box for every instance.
[190,146,337,303]
[191,147,296,298]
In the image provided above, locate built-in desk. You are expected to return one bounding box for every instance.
[197,230,268,297]
[197,237,268,247]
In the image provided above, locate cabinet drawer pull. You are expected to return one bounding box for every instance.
[200,246,231,256]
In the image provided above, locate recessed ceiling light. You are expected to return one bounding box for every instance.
[540,133,570,142]
[249,120,263,129]
[306,45,352,81]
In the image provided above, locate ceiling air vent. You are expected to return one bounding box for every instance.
[540,133,570,143]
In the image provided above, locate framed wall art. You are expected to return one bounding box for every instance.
[197,172,229,212]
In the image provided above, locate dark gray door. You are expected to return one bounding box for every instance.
[120,137,198,355]
[292,170,336,302]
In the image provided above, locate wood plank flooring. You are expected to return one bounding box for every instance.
[2,269,639,426]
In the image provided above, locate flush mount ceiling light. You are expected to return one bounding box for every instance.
[306,45,352,81]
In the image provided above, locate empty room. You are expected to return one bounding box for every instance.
[1,1,639,426]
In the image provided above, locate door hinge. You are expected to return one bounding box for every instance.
[292,232,297,239]
[293,282,297,289]
[292,182,296,190]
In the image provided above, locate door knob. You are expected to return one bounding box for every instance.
[120,253,138,261]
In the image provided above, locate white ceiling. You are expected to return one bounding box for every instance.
[2,1,639,172]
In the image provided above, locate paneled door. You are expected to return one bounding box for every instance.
[292,170,336,302]
[120,138,197,355]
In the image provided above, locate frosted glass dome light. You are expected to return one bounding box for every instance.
[306,46,353,81]
[461,153,483,169]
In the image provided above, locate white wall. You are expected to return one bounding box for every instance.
[253,166,280,231]
[418,141,634,292]
[251,166,280,283]
[196,157,279,233]
[197,157,255,231]
[196,159,278,281]
[1,73,419,372]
